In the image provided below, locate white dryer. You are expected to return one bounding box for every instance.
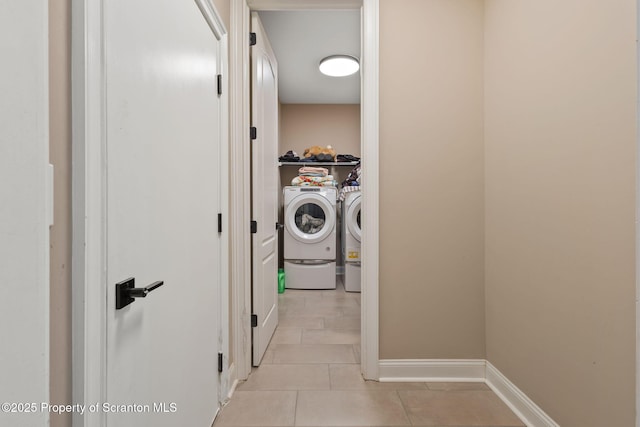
[342,190,361,292]
[284,186,337,259]
[283,186,337,289]
[343,191,362,261]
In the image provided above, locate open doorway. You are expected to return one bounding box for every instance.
[228,0,379,396]
[255,8,361,367]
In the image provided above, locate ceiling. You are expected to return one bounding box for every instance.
[258,10,361,104]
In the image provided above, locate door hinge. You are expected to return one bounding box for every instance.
[218,352,223,373]
[218,213,222,233]
[250,32,257,46]
[251,314,258,327]
[250,220,257,234]
[250,126,257,140]
[217,74,222,96]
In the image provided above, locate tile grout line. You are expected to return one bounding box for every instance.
[292,390,299,427]
[394,389,414,426]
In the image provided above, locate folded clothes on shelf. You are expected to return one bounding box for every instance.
[291,175,338,187]
[298,166,329,177]
[278,150,300,162]
[336,154,360,162]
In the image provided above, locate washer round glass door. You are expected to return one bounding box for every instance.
[346,194,361,242]
[285,193,335,243]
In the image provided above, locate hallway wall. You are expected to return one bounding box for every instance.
[213,0,230,29]
[49,1,72,426]
[484,1,637,425]
[379,0,486,359]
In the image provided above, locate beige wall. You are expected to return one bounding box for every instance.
[213,0,230,31]
[379,0,486,359]
[279,104,360,158]
[49,0,72,426]
[484,1,637,425]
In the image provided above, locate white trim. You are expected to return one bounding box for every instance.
[202,0,232,406]
[222,362,239,403]
[72,2,229,425]
[360,0,379,381]
[230,0,253,382]
[214,363,239,426]
[486,362,560,427]
[219,54,232,404]
[195,0,227,39]
[71,1,108,425]
[230,0,380,382]
[47,164,54,227]
[215,365,239,426]
[378,359,486,383]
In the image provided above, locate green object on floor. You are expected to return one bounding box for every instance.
[278,268,285,294]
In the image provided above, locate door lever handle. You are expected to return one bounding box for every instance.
[127,280,164,297]
[116,277,165,310]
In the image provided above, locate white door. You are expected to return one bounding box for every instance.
[251,12,279,366]
[104,1,223,425]
[0,2,50,426]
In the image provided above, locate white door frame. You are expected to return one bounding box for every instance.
[71,1,229,426]
[229,0,379,384]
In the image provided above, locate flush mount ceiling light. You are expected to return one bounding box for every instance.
[319,55,359,77]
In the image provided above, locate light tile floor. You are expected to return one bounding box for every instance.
[214,277,524,427]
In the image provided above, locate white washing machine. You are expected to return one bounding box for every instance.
[342,190,361,292]
[283,186,337,289]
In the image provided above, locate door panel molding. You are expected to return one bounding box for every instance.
[71,2,229,425]
[230,0,379,385]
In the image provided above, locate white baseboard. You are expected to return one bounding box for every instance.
[222,362,238,405]
[378,359,486,382]
[485,362,559,427]
[378,359,559,427]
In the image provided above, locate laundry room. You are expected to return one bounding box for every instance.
[257,10,362,291]
[278,104,361,285]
